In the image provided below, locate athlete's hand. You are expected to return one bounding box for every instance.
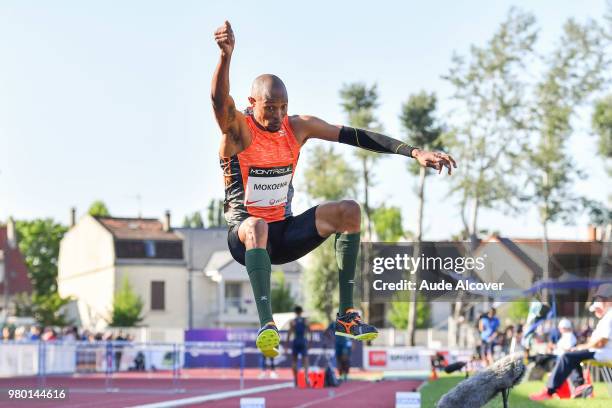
[214,20,235,56]
[413,149,457,175]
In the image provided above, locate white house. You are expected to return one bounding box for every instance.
[58,213,305,331]
[58,212,188,331]
[175,227,304,329]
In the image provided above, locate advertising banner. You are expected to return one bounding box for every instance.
[185,329,363,368]
[363,347,431,371]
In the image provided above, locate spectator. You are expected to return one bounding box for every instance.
[501,325,515,355]
[2,326,12,342]
[14,326,27,342]
[532,318,577,376]
[258,356,278,379]
[286,306,310,386]
[530,284,612,400]
[28,326,41,341]
[478,307,500,366]
[326,320,352,381]
[114,331,126,371]
[551,319,576,356]
[41,327,57,341]
[63,326,77,342]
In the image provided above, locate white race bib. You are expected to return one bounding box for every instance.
[245,165,292,207]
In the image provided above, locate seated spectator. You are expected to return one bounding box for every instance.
[531,318,577,375]
[551,318,576,356]
[530,284,612,401]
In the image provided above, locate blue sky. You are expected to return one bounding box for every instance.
[0,0,609,240]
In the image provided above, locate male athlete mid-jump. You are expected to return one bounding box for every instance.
[212,21,456,357]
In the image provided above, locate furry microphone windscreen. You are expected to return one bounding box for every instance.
[443,361,467,374]
[437,354,525,408]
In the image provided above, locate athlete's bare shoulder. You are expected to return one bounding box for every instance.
[219,110,251,157]
[289,115,341,144]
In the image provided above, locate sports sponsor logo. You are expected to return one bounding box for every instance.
[248,165,292,177]
[369,350,387,366]
[269,197,286,206]
[245,165,293,208]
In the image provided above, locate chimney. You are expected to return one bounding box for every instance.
[587,225,597,241]
[6,217,16,249]
[163,210,171,232]
[70,207,76,227]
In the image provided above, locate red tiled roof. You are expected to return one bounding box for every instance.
[0,226,33,295]
[96,217,182,241]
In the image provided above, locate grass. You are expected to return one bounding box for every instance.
[420,373,612,408]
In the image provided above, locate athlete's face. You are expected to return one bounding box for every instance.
[249,89,288,132]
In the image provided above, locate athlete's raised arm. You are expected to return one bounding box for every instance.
[291,115,457,174]
[212,21,248,155]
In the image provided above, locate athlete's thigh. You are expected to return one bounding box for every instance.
[271,206,328,264]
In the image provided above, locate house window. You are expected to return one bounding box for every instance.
[151,281,165,310]
[224,282,243,313]
[144,240,156,258]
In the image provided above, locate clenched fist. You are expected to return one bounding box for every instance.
[214,20,235,56]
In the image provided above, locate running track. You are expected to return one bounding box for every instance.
[211,379,424,408]
[0,377,423,407]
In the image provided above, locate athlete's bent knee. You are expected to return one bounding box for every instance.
[339,200,361,225]
[241,217,268,248]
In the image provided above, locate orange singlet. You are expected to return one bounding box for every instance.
[220,113,301,226]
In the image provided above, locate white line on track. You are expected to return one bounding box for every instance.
[127,382,293,408]
[292,382,378,408]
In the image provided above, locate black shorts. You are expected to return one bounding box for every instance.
[292,340,308,357]
[227,206,328,265]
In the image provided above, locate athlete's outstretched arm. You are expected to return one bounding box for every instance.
[211,21,247,151]
[294,115,457,174]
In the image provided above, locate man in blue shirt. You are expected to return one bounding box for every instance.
[479,307,500,366]
[286,306,310,386]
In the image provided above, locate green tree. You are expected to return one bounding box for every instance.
[12,291,72,326]
[592,95,612,175]
[15,219,67,295]
[207,199,226,227]
[387,294,430,330]
[305,242,339,322]
[182,211,204,228]
[109,277,144,327]
[303,145,358,322]
[587,95,612,305]
[399,91,445,345]
[31,292,73,326]
[371,205,403,242]
[506,299,530,323]
[443,8,536,243]
[271,271,295,313]
[524,18,608,294]
[13,292,34,317]
[88,200,110,217]
[339,82,382,240]
[443,8,609,341]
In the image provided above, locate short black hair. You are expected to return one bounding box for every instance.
[294,305,303,314]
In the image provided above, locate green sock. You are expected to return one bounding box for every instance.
[335,232,360,315]
[245,248,273,327]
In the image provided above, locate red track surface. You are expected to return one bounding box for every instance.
[209,380,423,408]
[0,376,284,408]
[0,371,422,408]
